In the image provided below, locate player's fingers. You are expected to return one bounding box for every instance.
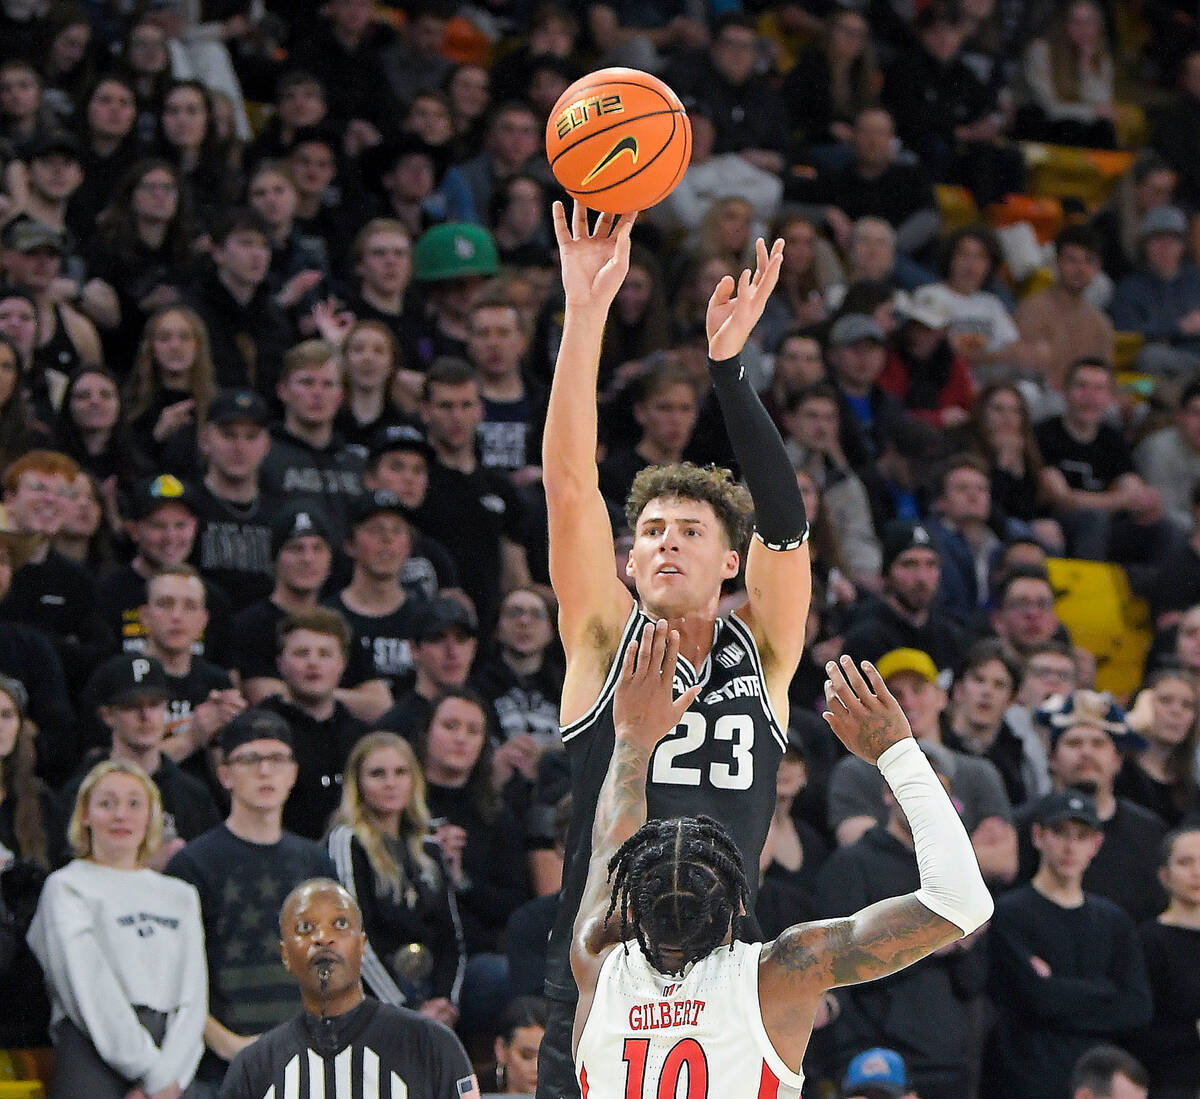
[617,210,639,238]
[619,636,639,682]
[673,682,702,720]
[860,661,893,704]
[824,660,859,710]
[708,275,735,310]
[661,624,682,678]
[753,236,768,279]
[632,622,657,678]
[838,655,877,701]
[594,210,616,239]
[823,676,851,713]
[551,200,569,244]
[571,199,587,239]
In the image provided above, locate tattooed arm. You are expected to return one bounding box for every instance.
[758,657,993,1069]
[570,621,700,997]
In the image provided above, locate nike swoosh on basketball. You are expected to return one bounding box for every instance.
[581,135,639,185]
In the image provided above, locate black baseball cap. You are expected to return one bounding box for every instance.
[413,596,478,642]
[368,424,434,464]
[87,653,169,707]
[1032,789,1101,830]
[348,489,410,528]
[270,505,333,559]
[26,131,82,162]
[880,519,938,572]
[219,707,294,755]
[208,388,270,427]
[129,474,196,520]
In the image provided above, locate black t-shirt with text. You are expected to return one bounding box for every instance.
[324,591,427,693]
[189,481,282,608]
[1035,416,1134,493]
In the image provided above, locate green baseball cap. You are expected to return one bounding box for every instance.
[414,223,499,282]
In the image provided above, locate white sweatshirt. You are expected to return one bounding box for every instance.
[27,860,207,1093]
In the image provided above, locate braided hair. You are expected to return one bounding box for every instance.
[605,815,749,976]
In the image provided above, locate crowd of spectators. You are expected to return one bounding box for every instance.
[0,0,1198,1097]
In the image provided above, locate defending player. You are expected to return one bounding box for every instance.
[571,624,993,1097]
[537,201,812,1097]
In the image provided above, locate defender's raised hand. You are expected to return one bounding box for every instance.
[822,655,914,764]
[613,620,701,753]
[706,235,785,360]
[552,200,636,310]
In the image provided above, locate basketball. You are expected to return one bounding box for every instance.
[545,68,691,215]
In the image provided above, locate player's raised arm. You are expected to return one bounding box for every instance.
[705,238,812,691]
[760,658,993,1024]
[543,201,637,660]
[570,622,700,991]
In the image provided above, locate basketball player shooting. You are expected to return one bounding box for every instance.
[536,200,813,1097]
[571,625,994,1097]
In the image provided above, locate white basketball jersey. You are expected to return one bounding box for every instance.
[575,938,804,1099]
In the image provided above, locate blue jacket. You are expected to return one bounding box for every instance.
[1111,263,1200,348]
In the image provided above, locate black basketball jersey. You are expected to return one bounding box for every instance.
[544,604,786,1001]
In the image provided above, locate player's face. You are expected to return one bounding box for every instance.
[628,497,739,617]
[219,737,297,812]
[142,574,207,655]
[1049,725,1122,790]
[277,629,346,705]
[495,1023,544,1093]
[1031,819,1102,879]
[358,745,413,818]
[280,885,366,1001]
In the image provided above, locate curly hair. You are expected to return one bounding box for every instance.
[625,462,753,554]
[606,815,749,976]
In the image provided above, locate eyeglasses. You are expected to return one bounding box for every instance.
[501,605,549,621]
[227,751,295,768]
[1027,663,1074,681]
[21,478,73,498]
[1004,597,1055,613]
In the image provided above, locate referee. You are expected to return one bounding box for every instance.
[219,879,480,1099]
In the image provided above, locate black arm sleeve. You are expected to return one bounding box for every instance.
[708,354,809,550]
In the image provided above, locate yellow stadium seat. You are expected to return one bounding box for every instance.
[0,1084,43,1098]
[1022,143,1134,207]
[1113,103,1148,150]
[1114,331,1145,371]
[1045,558,1151,699]
[935,184,980,234]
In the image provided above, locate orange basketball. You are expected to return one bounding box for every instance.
[545,68,691,215]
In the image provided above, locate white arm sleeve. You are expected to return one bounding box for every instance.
[877,739,995,935]
[143,886,207,1094]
